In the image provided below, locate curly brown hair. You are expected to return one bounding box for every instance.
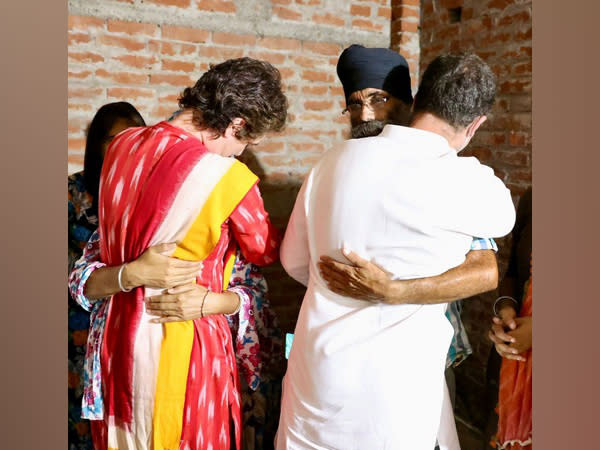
[178,57,288,140]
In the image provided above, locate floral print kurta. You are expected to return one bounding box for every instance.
[68,171,97,450]
[69,230,285,449]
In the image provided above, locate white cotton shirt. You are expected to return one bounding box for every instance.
[275,125,516,450]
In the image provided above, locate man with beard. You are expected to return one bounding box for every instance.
[276,51,515,449]
[325,45,500,447]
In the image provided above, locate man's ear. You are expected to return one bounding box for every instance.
[466,115,487,138]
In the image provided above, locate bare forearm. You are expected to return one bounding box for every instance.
[83,264,139,299]
[203,291,241,316]
[382,250,498,304]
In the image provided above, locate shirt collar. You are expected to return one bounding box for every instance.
[379,124,455,159]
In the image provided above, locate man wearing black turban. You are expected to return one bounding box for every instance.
[277,52,514,449]
[336,44,414,139]
[312,47,506,450]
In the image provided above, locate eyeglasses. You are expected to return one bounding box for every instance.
[342,94,390,115]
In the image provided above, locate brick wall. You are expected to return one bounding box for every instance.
[390,0,420,91]
[68,0,391,333]
[419,0,532,428]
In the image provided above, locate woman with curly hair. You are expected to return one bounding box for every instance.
[79,57,287,450]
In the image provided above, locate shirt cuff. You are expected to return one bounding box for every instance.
[73,261,107,312]
[470,237,498,252]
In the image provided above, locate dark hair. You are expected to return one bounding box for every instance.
[83,102,145,207]
[413,53,497,128]
[178,57,288,140]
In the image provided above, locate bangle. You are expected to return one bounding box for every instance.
[493,295,518,316]
[227,293,242,316]
[200,289,210,319]
[117,264,132,292]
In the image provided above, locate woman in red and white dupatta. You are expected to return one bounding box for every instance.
[92,57,287,450]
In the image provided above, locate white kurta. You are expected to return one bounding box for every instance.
[276,125,516,450]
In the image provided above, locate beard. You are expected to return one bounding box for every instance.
[350,119,387,139]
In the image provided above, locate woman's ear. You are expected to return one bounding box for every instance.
[229,117,246,136]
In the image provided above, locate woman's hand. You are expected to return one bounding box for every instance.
[145,283,241,323]
[488,305,530,361]
[507,316,532,354]
[318,249,391,301]
[123,243,202,290]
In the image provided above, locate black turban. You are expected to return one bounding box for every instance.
[336,44,413,106]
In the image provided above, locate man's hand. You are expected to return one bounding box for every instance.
[488,305,527,361]
[318,249,393,302]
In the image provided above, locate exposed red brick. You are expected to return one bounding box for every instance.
[487,0,512,10]
[150,40,197,56]
[96,70,149,85]
[198,46,245,60]
[304,100,334,111]
[107,20,158,36]
[68,152,85,165]
[158,93,181,104]
[114,55,158,69]
[197,0,236,13]
[97,35,146,51]
[350,4,371,17]
[465,147,493,162]
[302,41,341,56]
[145,0,191,7]
[273,6,302,21]
[108,87,155,100]
[68,86,104,100]
[301,85,328,96]
[293,55,321,68]
[69,103,95,112]
[392,5,420,20]
[254,141,286,154]
[440,0,463,8]
[161,25,210,43]
[68,70,93,80]
[508,132,529,147]
[378,7,392,19]
[149,73,196,86]
[248,51,286,65]
[258,37,301,52]
[497,9,531,27]
[161,58,196,72]
[313,12,345,27]
[212,32,256,47]
[391,19,419,34]
[68,51,105,63]
[301,69,334,83]
[352,18,384,32]
[68,32,91,45]
[68,15,104,30]
[279,68,295,80]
